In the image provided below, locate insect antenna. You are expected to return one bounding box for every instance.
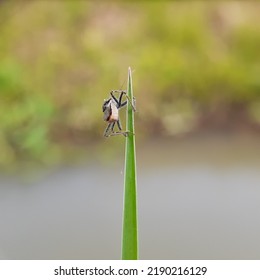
[118,69,135,91]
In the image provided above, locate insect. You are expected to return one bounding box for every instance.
[102,90,136,137]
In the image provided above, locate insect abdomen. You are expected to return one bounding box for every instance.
[108,102,119,122]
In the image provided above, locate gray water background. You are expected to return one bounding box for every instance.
[0,134,260,259]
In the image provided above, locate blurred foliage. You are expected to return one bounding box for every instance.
[0,1,260,170]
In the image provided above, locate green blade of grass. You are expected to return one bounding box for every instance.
[122,67,138,260]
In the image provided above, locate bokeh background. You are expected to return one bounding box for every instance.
[0,1,260,259]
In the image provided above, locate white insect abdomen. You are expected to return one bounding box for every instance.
[108,102,119,122]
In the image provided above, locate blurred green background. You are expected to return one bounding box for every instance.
[1,1,260,260]
[1,1,260,171]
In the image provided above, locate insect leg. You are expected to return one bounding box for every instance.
[103,123,113,137]
[110,91,120,107]
[117,90,136,111]
[118,91,126,107]
[117,119,122,130]
[111,90,136,111]
[110,90,126,95]
[123,94,136,112]
[110,131,135,137]
[111,122,116,132]
[120,101,127,108]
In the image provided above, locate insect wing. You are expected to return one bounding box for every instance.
[103,102,112,121]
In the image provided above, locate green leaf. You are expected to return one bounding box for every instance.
[122,67,138,260]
